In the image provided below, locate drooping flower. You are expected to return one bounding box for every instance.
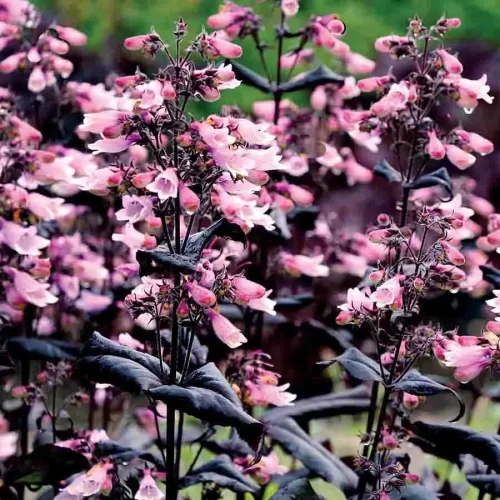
[206,308,247,348]
[146,169,179,200]
[135,469,164,500]
[281,253,329,277]
[6,268,58,308]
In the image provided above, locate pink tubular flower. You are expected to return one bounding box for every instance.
[358,75,391,92]
[370,276,403,309]
[206,308,247,348]
[445,144,476,170]
[370,83,409,117]
[281,253,329,278]
[345,52,376,74]
[10,116,42,144]
[440,240,465,266]
[246,380,296,407]
[0,51,26,73]
[146,168,178,200]
[316,142,342,169]
[60,463,112,497]
[88,136,137,155]
[0,220,49,256]
[7,268,58,308]
[206,33,242,58]
[436,49,463,74]
[232,277,266,304]
[440,340,492,383]
[135,469,164,500]
[338,287,374,316]
[28,66,46,93]
[248,290,276,316]
[426,130,446,160]
[374,35,410,53]
[456,130,494,156]
[281,0,299,17]
[185,281,216,307]
[403,392,420,409]
[179,182,200,214]
[124,34,153,51]
[453,74,494,111]
[239,452,288,484]
[54,25,88,46]
[116,195,154,223]
[486,290,500,314]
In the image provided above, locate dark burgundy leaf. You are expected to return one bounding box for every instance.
[406,419,500,472]
[137,218,246,275]
[374,159,402,183]
[149,363,264,451]
[94,441,164,470]
[467,474,500,495]
[269,478,323,500]
[389,484,439,499]
[396,370,465,422]
[408,167,453,200]
[6,338,78,361]
[279,65,344,93]
[265,418,358,493]
[179,455,259,493]
[287,206,320,232]
[317,347,382,382]
[262,385,370,423]
[204,436,254,458]
[76,332,167,393]
[4,444,90,486]
[229,60,273,93]
[304,319,353,351]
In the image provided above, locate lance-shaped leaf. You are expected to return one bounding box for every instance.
[76,332,168,393]
[319,348,464,421]
[405,419,500,472]
[279,65,344,93]
[373,159,402,183]
[4,444,90,486]
[262,385,370,423]
[229,60,273,93]
[179,455,259,494]
[467,474,500,495]
[205,435,254,458]
[6,338,79,361]
[137,218,246,275]
[389,485,439,499]
[269,478,323,500]
[93,441,165,470]
[395,370,464,422]
[480,265,500,288]
[407,167,453,200]
[317,347,382,382]
[265,418,358,493]
[149,363,264,451]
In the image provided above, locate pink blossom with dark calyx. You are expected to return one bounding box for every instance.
[184,281,216,307]
[370,82,409,117]
[374,35,410,53]
[116,195,154,223]
[280,48,313,69]
[10,116,42,144]
[436,49,463,74]
[179,182,200,214]
[426,130,446,160]
[358,75,391,92]
[57,463,113,498]
[370,276,403,309]
[451,74,494,111]
[146,168,178,201]
[197,260,216,288]
[244,380,296,407]
[456,130,494,156]
[54,25,87,46]
[26,192,65,220]
[206,32,242,59]
[338,288,374,317]
[0,51,26,73]
[440,240,465,266]
[440,339,492,383]
[206,308,247,348]
[124,33,155,51]
[445,144,476,170]
[80,110,131,135]
[233,118,274,145]
[237,452,288,484]
[112,223,156,251]
[316,142,342,170]
[232,276,266,304]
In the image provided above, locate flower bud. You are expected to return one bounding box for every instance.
[179,182,200,215]
[336,310,354,325]
[426,130,446,160]
[368,228,390,244]
[177,298,189,318]
[403,392,420,409]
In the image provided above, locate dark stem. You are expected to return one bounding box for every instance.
[360,381,379,458]
[187,443,204,474]
[152,403,167,468]
[175,411,184,486]
[51,385,57,444]
[273,12,286,125]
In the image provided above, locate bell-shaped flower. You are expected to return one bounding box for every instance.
[206,308,247,348]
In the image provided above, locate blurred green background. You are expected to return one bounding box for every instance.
[33,0,500,114]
